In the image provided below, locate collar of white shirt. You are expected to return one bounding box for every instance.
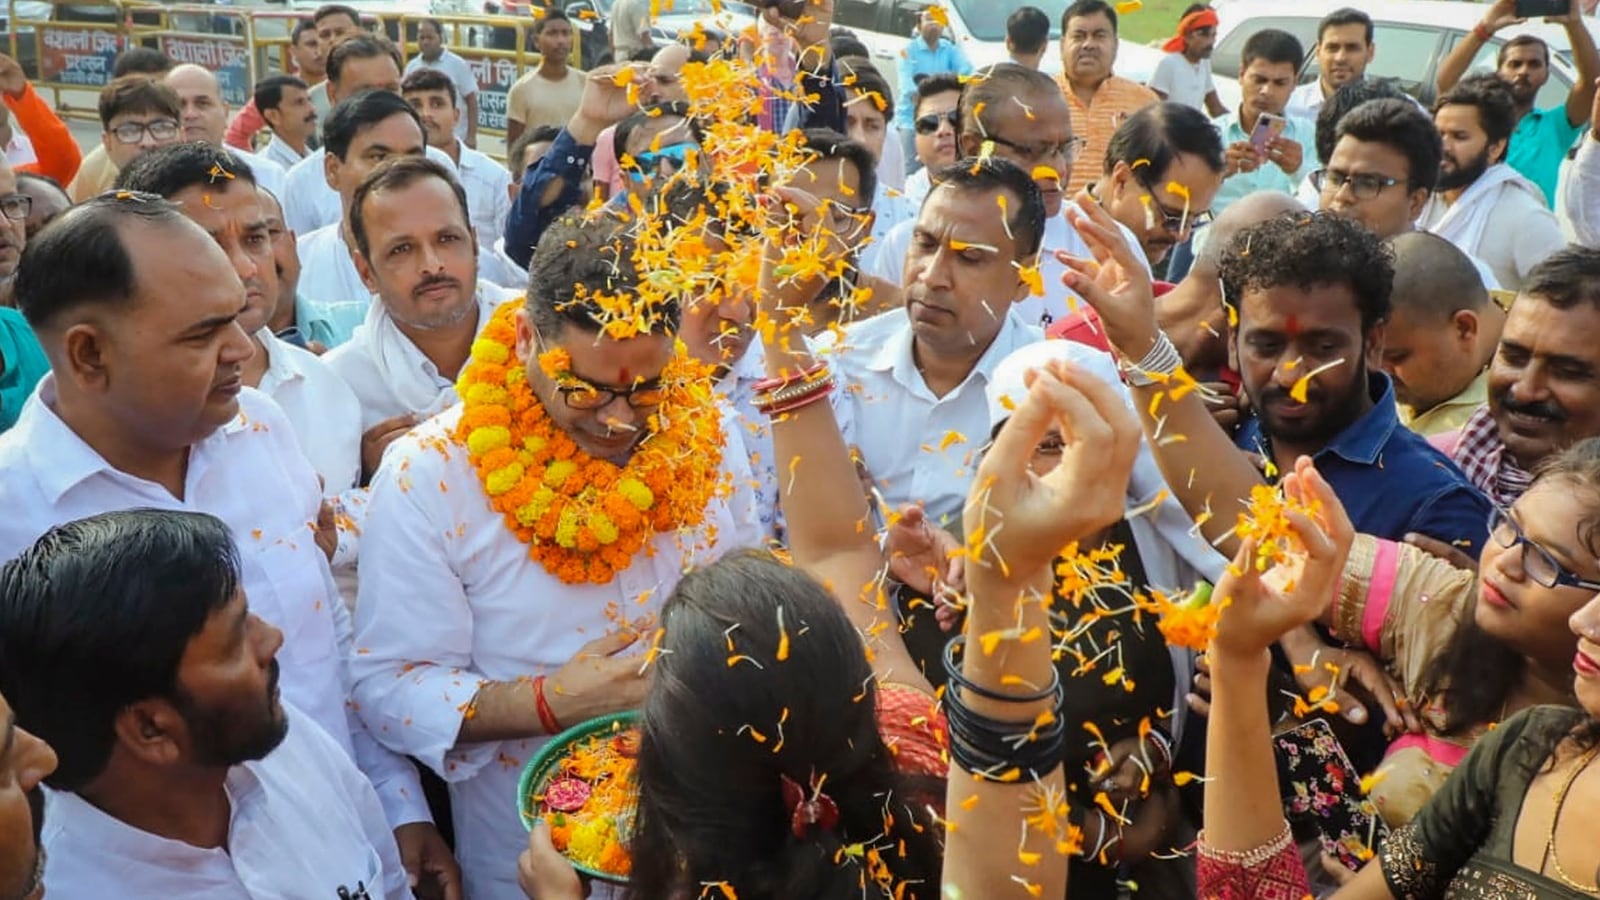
[856,304,1036,399]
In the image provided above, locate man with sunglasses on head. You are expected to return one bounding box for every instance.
[866,63,1150,329]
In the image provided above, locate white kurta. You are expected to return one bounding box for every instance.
[255,327,362,494]
[822,307,1043,529]
[322,280,516,430]
[350,403,761,900]
[454,139,514,241]
[41,703,414,900]
[863,209,1151,330]
[0,382,430,828]
[231,145,288,201]
[261,132,308,171]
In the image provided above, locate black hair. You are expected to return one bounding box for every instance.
[1335,97,1441,191]
[0,509,242,791]
[1317,7,1373,45]
[1103,101,1225,180]
[1240,28,1304,71]
[507,125,561,177]
[348,155,472,260]
[14,192,192,331]
[625,551,944,900]
[1219,211,1394,331]
[327,33,401,88]
[401,66,458,107]
[837,56,894,125]
[614,101,702,161]
[533,6,570,35]
[928,156,1047,259]
[97,75,181,130]
[291,18,316,44]
[1499,33,1550,69]
[313,3,360,25]
[799,128,878,210]
[321,89,423,161]
[1061,0,1117,34]
[912,72,963,120]
[1313,77,1407,165]
[829,31,870,60]
[1006,5,1051,55]
[114,141,259,197]
[253,73,310,114]
[112,47,172,78]
[958,62,1059,146]
[417,16,444,36]
[1436,73,1519,154]
[1522,245,1600,312]
[527,212,679,338]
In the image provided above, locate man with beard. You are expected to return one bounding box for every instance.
[1437,0,1599,208]
[1089,101,1224,267]
[1383,232,1505,437]
[1055,0,1158,196]
[1450,247,1600,508]
[1421,74,1566,291]
[0,194,457,895]
[1223,212,1491,550]
[1149,4,1225,116]
[1286,8,1376,120]
[0,509,413,898]
[323,156,515,482]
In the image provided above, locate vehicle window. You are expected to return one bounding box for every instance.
[835,0,885,32]
[888,0,926,39]
[1301,25,1441,100]
[1213,16,1318,81]
[1444,31,1571,111]
[951,0,1068,42]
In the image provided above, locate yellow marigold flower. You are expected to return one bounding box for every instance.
[467,426,512,456]
[544,458,579,488]
[617,477,654,510]
[523,434,548,455]
[555,507,581,548]
[590,511,620,544]
[464,383,509,406]
[485,462,525,497]
[471,338,510,365]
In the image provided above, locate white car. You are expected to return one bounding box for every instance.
[1208,0,1600,114]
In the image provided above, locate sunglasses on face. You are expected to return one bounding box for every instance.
[625,141,698,182]
[914,109,959,135]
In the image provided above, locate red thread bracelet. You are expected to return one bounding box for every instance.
[753,361,828,394]
[532,676,562,735]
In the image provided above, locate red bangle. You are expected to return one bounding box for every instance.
[753,361,828,394]
[1474,21,1492,41]
[532,676,562,735]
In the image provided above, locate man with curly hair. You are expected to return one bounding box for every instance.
[1221,211,1491,553]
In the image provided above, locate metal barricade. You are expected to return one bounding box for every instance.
[11,0,126,120]
[128,4,257,105]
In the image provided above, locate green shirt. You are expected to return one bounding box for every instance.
[1507,105,1582,208]
[0,307,47,432]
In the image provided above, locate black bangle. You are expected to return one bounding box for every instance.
[942,636,1060,703]
[943,677,1067,779]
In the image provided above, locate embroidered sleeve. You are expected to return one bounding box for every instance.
[1195,820,1312,900]
[1379,824,1440,899]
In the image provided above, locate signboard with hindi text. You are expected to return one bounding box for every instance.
[465,53,519,133]
[38,25,120,88]
[158,34,254,106]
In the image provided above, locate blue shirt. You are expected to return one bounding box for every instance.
[896,37,972,128]
[1507,105,1582,208]
[0,308,46,432]
[1235,373,1492,555]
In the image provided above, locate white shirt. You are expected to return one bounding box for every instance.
[350,403,760,900]
[255,328,362,493]
[902,166,933,211]
[4,131,35,169]
[1287,80,1330,120]
[404,49,479,139]
[261,132,308,171]
[283,145,457,236]
[1148,53,1215,113]
[823,307,1043,528]
[0,382,430,827]
[232,146,288,200]
[42,703,414,900]
[453,138,513,241]
[323,280,516,430]
[859,180,913,275]
[1418,168,1567,290]
[1563,133,1600,247]
[863,208,1151,330]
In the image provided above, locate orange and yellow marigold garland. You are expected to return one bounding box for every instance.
[456,300,727,585]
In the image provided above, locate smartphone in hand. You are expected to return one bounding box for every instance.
[1515,0,1570,16]
[1249,112,1287,153]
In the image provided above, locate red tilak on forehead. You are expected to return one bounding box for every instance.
[618,366,632,384]
[1285,315,1300,338]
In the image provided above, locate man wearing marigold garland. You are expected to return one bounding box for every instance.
[350,209,762,900]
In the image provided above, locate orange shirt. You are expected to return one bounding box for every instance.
[7,82,80,186]
[1054,73,1159,196]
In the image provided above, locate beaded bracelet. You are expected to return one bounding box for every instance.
[755,374,836,417]
[1195,819,1294,869]
[752,361,828,394]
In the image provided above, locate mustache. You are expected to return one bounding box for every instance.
[1258,384,1320,407]
[412,274,461,299]
[1499,392,1566,422]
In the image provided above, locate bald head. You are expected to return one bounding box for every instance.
[165,64,228,146]
[1193,191,1306,280]
[1389,231,1489,320]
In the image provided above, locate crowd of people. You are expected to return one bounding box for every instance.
[7,0,1600,897]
